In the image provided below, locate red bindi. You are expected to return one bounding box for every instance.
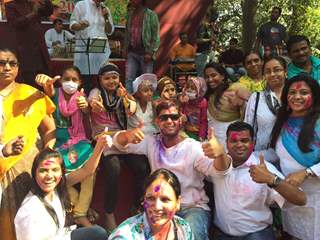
[294,82,302,90]
[43,159,56,166]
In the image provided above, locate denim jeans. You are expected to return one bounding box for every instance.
[177,207,211,240]
[126,51,154,93]
[225,67,246,81]
[71,225,108,240]
[216,225,275,240]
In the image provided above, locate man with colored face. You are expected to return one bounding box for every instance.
[254,6,287,57]
[204,121,306,240]
[113,100,230,240]
[287,35,320,83]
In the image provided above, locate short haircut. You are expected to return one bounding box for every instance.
[53,18,63,25]
[155,100,180,116]
[230,38,238,44]
[286,35,311,52]
[226,121,254,139]
[272,6,282,15]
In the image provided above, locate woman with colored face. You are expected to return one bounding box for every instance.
[109,168,194,240]
[244,56,287,161]
[15,136,110,240]
[270,74,320,240]
[204,62,247,148]
[238,52,266,93]
[0,48,56,240]
[36,67,96,227]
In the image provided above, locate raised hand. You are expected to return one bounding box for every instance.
[2,136,24,157]
[90,95,105,113]
[95,127,113,149]
[202,127,225,159]
[116,82,128,98]
[76,88,89,110]
[126,122,144,145]
[35,74,60,87]
[249,154,275,184]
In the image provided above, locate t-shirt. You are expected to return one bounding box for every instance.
[257,22,286,48]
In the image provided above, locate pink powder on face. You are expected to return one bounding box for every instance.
[230,132,239,141]
[168,211,174,220]
[143,201,149,210]
[294,82,302,90]
[154,184,161,192]
[43,159,56,166]
[305,95,313,108]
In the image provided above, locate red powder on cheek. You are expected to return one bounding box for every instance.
[305,95,313,108]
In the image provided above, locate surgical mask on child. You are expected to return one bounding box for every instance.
[62,81,79,94]
[185,90,197,100]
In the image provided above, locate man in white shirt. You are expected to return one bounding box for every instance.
[70,0,114,94]
[45,18,74,57]
[204,121,306,240]
[113,100,230,240]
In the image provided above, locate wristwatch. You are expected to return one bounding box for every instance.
[267,175,282,188]
[305,168,314,178]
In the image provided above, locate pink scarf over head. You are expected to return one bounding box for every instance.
[58,88,87,148]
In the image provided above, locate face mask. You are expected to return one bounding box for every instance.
[62,81,78,95]
[185,90,197,100]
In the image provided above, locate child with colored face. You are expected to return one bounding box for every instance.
[157,76,177,100]
[180,76,208,141]
[127,73,159,135]
[36,67,95,227]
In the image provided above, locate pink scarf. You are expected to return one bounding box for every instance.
[58,88,87,148]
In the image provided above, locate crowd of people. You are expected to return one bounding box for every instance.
[1,1,320,240]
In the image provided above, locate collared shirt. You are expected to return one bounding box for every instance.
[108,213,194,240]
[45,28,74,48]
[212,153,285,236]
[288,55,320,84]
[70,0,114,74]
[113,134,216,210]
[170,43,196,71]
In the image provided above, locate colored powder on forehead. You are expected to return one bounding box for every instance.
[295,82,302,90]
[43,159,56,166]
[230,132,239,141]
[154,184,161,192]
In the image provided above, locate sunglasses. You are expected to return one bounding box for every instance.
[158,114,180,121]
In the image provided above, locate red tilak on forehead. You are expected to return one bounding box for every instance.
[43,159,56,166]
[230,132,239,141]
[294,82,302,90]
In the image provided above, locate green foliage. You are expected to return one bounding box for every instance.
[105,0,128,26]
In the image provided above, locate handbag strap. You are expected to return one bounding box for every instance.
[253,92,260,145]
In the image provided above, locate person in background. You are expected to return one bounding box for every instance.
[0,48,56,240]
[270,74,320,240]
[5,0,53,87]
[124,0,160,94]
[287,35,320,83]
[108,168,194,239]
[254,6,287,57]
[45,18,74,57]
[219,38,246,81]
[70,0,114,94]
[156,76,177,101]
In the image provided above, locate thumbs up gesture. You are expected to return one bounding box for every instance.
[126,122,145,145]
[249,154,275,184]
[202,127,225,159]
[2,135,25,157]
[35,74,60,87]
[90,94,105,113]
[76,88,89,110]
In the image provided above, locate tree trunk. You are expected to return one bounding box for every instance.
[241,0,258,53]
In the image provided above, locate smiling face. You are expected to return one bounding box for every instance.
[288,40,311,66]
[161,84,176,100]
[136,83,154,102]
[244,53,263,78]
[156,106,181,138]
[287,81,313,117]
[99,72,120,92]
[227,130,254,167]
[35,157,63,198]
[143,177,180,233]
[204,67,225,89]
[263,59,286,90]
[0,51,19,89]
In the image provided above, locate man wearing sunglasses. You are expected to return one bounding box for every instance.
[113,100,229,240]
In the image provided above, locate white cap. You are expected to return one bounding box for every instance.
[132,73,158,94]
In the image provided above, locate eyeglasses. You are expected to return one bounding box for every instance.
[158,114,180,122]
[0,60,19,68]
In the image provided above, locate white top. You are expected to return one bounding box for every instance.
[244,92,279,162]
[70,0,114,74]
[45,28,74,48]
[127,102,158,135]
[15,191,75,240]
[113,134,217,210]
[276,139,320,240]
[212,153,285,236]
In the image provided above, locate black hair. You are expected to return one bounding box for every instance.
[286,35,311,52]
[243,51,263,66]
[263,56,287,74]
[270,74,320,152]
[272,6,282,15]
[31,148,73,228]
[143,168,181,199]
[230,38,238,44]
[226,121,254,139]
[53,18,63,25]
[62,66,82,80]
[0,47,18,59]
[155,99,180,116]
[203,62,230,108]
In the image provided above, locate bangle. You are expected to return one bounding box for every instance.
[267,175,282,188]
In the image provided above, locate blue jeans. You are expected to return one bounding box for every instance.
[216,225,275,240]
[225,67,246,81]
[126,51,154,93]
[177,207,210,240]
[71,225,108,240]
